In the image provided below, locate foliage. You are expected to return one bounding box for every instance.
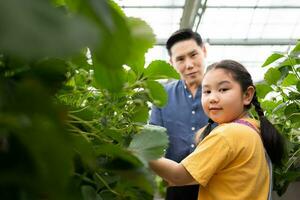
[0,0,179,199]
[256,41,300,196]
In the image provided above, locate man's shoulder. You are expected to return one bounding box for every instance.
[163,80,182,91]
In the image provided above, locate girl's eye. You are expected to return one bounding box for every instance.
[203,90,211,94]
[219,88,229,92]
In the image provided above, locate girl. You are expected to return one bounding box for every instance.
[149,60,284,200]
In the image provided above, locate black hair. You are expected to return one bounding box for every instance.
[166,28,203,56]
[201,59,285,165]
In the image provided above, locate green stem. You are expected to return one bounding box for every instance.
[287,56,300,80]
[284,147,300,173]
[95,172,119,195]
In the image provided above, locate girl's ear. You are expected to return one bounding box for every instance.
[243,86,255,106]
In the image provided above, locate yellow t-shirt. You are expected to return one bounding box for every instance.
[181,119,269,200]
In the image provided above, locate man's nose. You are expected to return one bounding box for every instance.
[185,58,194,69]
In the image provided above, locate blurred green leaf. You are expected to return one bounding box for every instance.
[81,185,103,200]
[71,134,96,170]
[145,80,168,107]
[30,58,69,94]
[144,60,180,80]
[264,67,281,85]
[116,168,155,196]
[0,78,75,199]
[261,100,279,113]
[255,83,273,98]
[0,0,98,59]
[128,124,168,166]
[132,105,149,123]
[93,61,125,92]
[126,17,156,75]
[70,48,92,71]
[64,0,114,31]
[94,144,142,170]
[90,1,131,71]
[273,102,287,113]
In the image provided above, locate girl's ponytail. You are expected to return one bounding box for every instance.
[252,92,285,165]
[199,118,214,141]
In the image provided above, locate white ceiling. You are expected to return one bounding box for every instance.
[115,0,300,82]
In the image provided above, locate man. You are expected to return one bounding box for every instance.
[149,29,209,200]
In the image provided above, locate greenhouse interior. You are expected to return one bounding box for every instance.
[0,0,299,200]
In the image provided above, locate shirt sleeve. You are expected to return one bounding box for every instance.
[181,133,233,186]
[149,104,163,126]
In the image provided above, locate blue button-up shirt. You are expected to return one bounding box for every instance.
[149,80,208,162]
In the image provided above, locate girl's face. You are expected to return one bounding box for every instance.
[201,68,254,124]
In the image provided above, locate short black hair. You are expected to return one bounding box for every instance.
[166,28,203,56]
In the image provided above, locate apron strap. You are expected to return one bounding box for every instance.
[233,119,273,200]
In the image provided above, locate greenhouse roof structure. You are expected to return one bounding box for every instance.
[115,0,300,82]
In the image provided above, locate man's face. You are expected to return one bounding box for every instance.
[170,39,207,87]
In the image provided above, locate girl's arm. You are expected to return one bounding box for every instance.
[149,158,197,186]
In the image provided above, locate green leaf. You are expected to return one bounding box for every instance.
[90,1,132,71]
[144,60,180,80]
[70,48,92,70]
[288,91,300,101]
[94,144,142,170]
[0,0,98,59]
[264,67,281,85]
[261,100,278,113]
[145,80,168,107]
[297,81,300,91]
[262,53,285,67]
[255,83,273,98]
[273,102,287,113]
[282,73,298,87]
[132,105,149,123]
[93,61,125,92]
[116,168,155,195]
[126,17,156,74]
[64,0,115,31]
[284,103,299,117]
[71,134,96,170]
[0,79,75,198]
[278,65,291,83]
[126,69,137,84]
[128,124,168,166]
[81,185,103,200]
[291,41,300,54]
[288,113,300,124]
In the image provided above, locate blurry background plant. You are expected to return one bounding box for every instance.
[0,0,180,199]
[256,41,300,196]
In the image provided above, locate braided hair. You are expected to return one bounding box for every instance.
[200,60,284,165]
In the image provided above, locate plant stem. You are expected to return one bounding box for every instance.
[95,172,119,195]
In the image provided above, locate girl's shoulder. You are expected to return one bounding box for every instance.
[211,118,260,138]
